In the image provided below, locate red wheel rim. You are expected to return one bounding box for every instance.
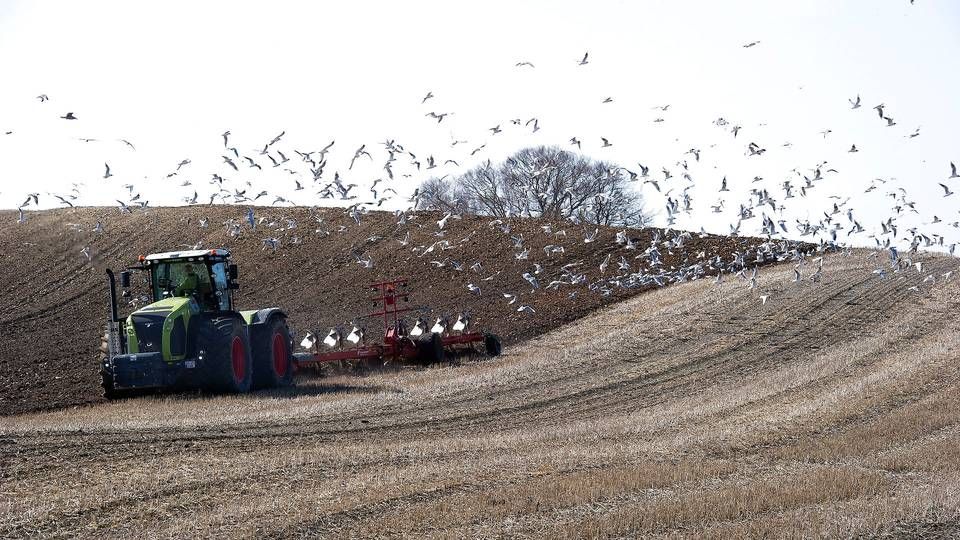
[272,332,288,376]
[231,336,246,382]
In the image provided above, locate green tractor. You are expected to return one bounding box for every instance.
[100,248,294,398]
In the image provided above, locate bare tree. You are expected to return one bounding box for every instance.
[420,146,646,226]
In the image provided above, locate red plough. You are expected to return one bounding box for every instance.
[293,279,502,368]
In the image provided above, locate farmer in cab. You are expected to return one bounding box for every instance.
[175,263,200,298]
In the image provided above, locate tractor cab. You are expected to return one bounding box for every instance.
[124,249,239,313]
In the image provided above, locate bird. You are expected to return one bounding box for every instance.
[522,272,540,290]
[503,293,518,305]
[515,61,535,68]
[517,305,536,314]
[601,137,612,148]
[17,207,25,224]
[103,163,112,179]
[425,111,451,123]
[489,125,502,134]
[437,212,452,229]
[421,91,434,103]
[939,183,954,197]
[349,144,372,170]
[759,295,769,305]
[602,97,613,103]
[119,139,136,150]
[60,112,77,120]
[268,131,285,146]
[466,283,481,295]
[849,95,861,109]
[848,144,859,153]
[36,94,49,102]
[578,51,589,65]
[80,246,92,261]
[599,253,611,274]
[743,41,760,48]
[570,137,581,150]
[950,162,958,179]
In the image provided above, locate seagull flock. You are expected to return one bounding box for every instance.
[7,35,959,332]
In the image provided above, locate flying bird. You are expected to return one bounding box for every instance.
[949,162,958,179]
[421,91,434,103]
[60,112,77,120]
[849,95,861,109]
[939,183,954,197]
[743,41,760,48]
[578,52,589,65]
[515,61,535,68]
[103,163,112,179]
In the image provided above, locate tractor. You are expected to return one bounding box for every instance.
[100,248,293,398]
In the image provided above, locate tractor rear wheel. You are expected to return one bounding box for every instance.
[418,333,445,364]
[484,334,503,357]
[198,317,252,394]
[251,318,294,389]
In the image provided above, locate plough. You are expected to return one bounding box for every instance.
[293,279,502,368]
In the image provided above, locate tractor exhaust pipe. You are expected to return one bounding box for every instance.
[106,269,120,323]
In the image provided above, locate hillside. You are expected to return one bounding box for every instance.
[2,250,958,537]
[0,206,782,415]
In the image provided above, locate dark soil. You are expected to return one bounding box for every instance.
[0,206,787,415]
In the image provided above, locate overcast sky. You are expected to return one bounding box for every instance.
[0,1,957,248]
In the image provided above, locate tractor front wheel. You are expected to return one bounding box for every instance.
[252,318,294,389]
[199,317,252,394]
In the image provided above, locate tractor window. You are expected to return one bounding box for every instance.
[151,261,213,305]
[210,262,231,311]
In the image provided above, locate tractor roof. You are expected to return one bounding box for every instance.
[144,248,230,262]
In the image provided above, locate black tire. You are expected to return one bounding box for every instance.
[484,334,503,357]
[197,316,252,393]
[418,333,445,364]
[251,318,294,390]
[99,333,125,400]
[100,364,127,400]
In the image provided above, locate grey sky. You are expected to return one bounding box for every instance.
[0,1,957,248]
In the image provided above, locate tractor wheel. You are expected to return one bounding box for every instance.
[99,334,133,400]
[418,333,445,364]
[484,334,503,357]
[251,318,294,389]
[198,317,252,394]
[100,363,125,400]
